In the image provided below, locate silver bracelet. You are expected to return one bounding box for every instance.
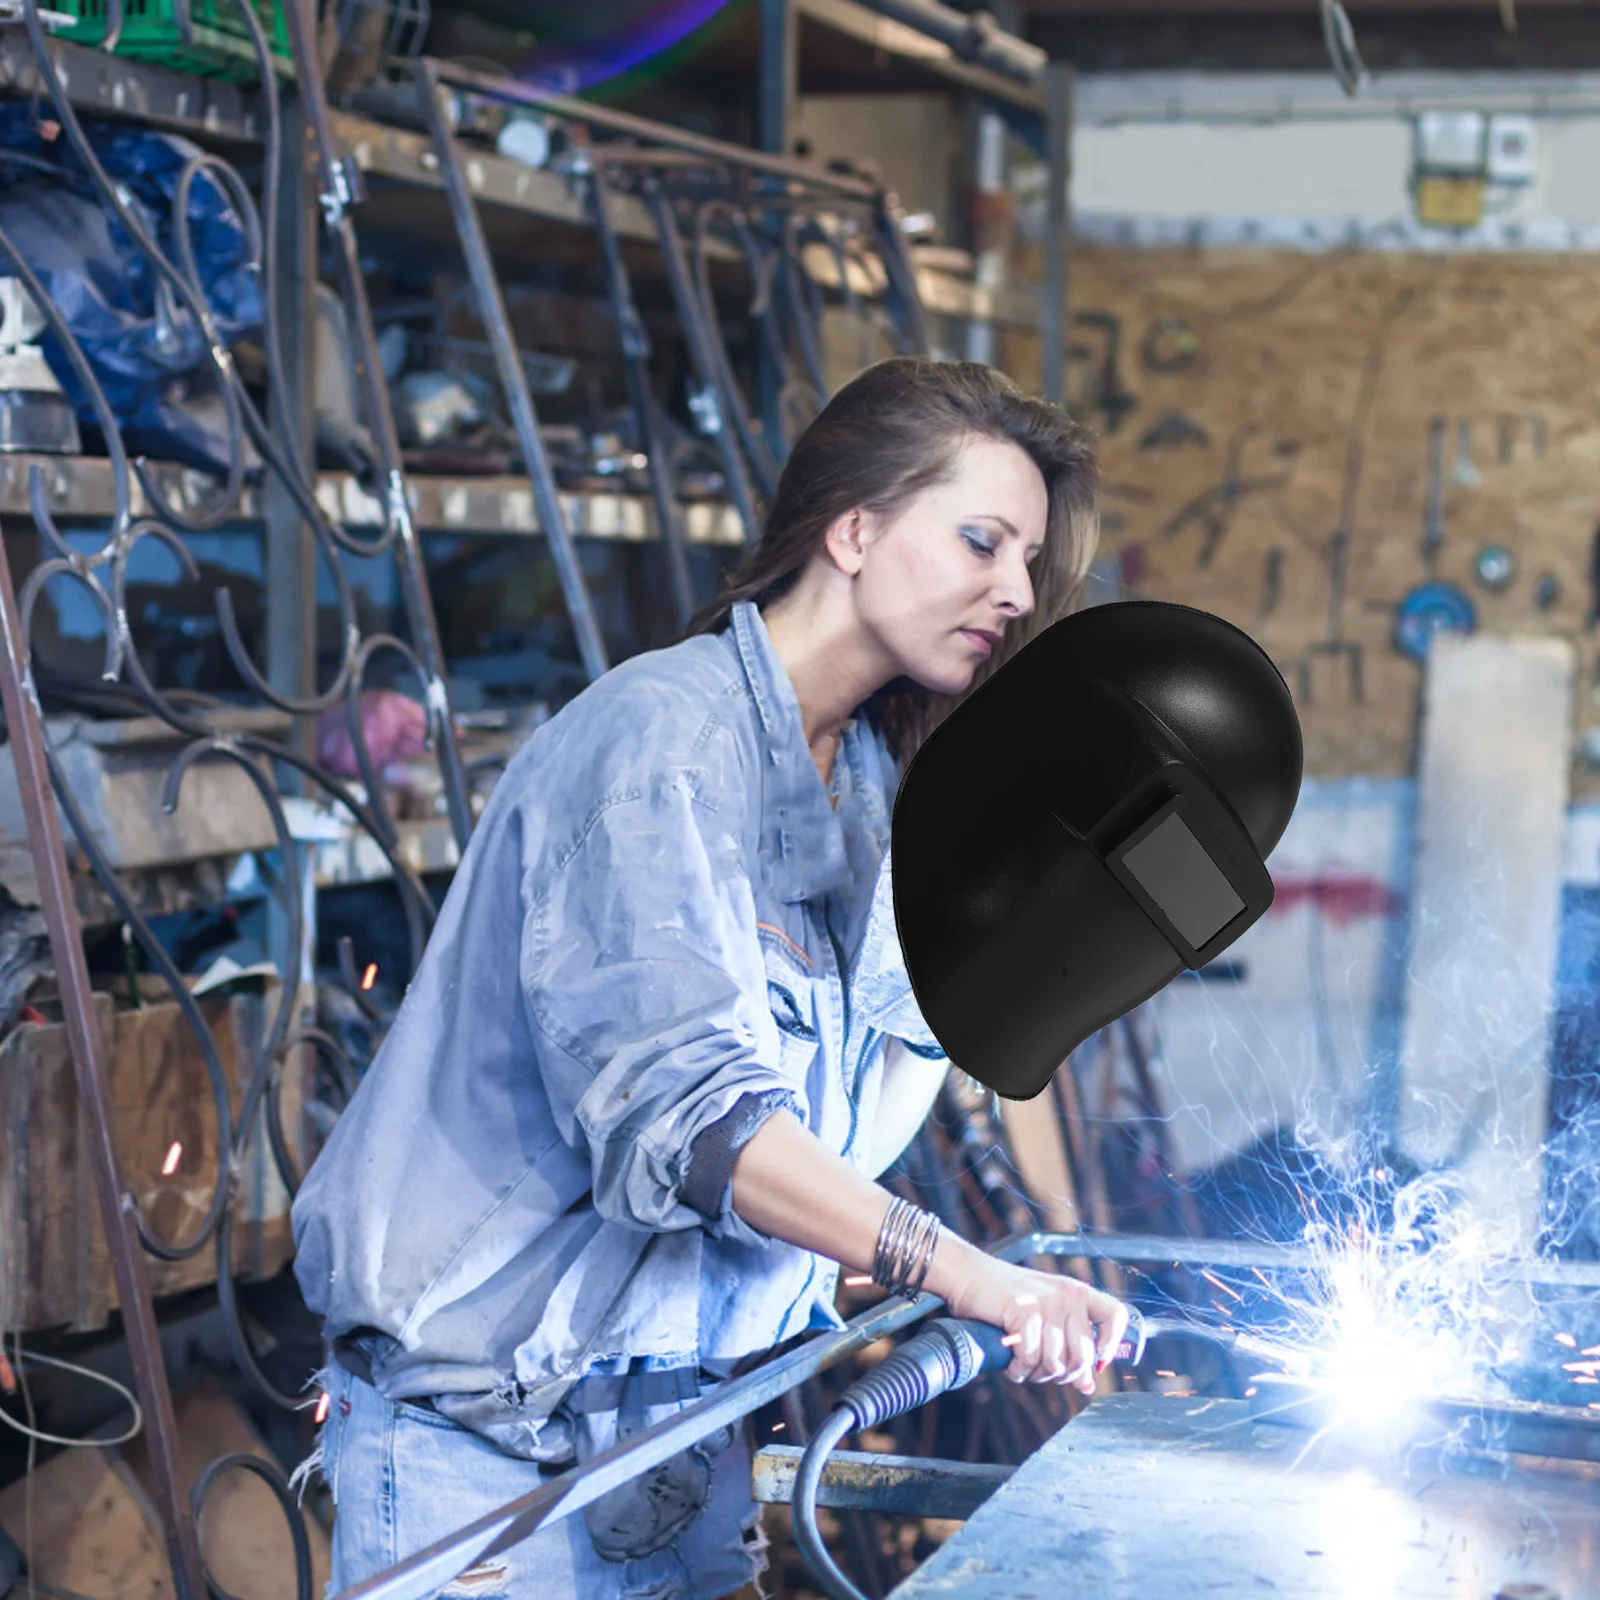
[873,1197,940,1297]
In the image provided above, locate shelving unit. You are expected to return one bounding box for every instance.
[3,455,746,543]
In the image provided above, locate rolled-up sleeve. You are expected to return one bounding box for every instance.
[521,770,804,1247]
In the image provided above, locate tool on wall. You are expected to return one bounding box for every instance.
[1158,424,1298,568]
[1070,310,1138,433]
[1139,314,1201,375]
[1394,581,1478,663]
[1137,410,1210,453]
[1422,414,1446,572]
[1474,544,1516,592]
[1535,573,1562,613]
[1498,411,1547,463]
[1257,547,1285,623]
[1452,416,1482,489]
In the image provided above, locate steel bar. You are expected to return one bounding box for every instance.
[585,151,698,629]
[997,1229,1600,1287]
[0,527,205,1600]
[333,1293,939,1600]
[642,179,763,544]
[1041,61,1075,405]
[830,0,1047,85]
[414,61,609,682]
[753,1444,1014,1517]
[278,0,475,849]
[423,60,880,199]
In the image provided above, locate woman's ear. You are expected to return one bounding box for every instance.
[824,508,870,577]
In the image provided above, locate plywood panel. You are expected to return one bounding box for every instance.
[1001,247,1600,791]
[0,1447,172,1600]
[120,1375,333,1600]
[1396,634,1573,1251]
[0,989,294,1332]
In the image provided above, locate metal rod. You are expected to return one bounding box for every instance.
[995,1230,1600,1288]
[414,61,609,682]
[842,0,1046,85]
[642,178,764,544]
[279,0,475,848]
[1041,61,1074,406]
[0,527,205,1600]
[424,59,880,199]
[332,1294,938,1600]
[585,150,698,629]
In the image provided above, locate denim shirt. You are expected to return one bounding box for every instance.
[290,600,945,1461]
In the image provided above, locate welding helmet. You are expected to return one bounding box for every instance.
[892,600,1302,1101]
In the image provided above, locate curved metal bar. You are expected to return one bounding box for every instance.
[170,153,265,324]
[779,213,830,399]
[111,521,237,734]
[18,560,122,684]
[340,633,437,854]
[213,1203,308,1410]
[159,737,303,1093]
[266,1027,359,1197]
[192,1453,314,1600]
[690,198,778,500]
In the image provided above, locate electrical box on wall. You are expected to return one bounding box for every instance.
[1413,110,1487,229]
[1486,115,1538,186]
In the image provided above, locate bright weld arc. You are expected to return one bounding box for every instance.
[361,962,378,991]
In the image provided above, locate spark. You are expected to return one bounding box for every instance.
[1201,1264,1244,1301]
[1001,1333,1023,1348]
[1156,1370,1176,1379]
[843,1275,872,1287]
[1562,1361,1600,1376]
[314,1391,331,1425]
[361,963,378,991]
[1555,1332,1578,1348]
[773,1422,786,1433]
[162,1141,182,1177]
[1583,1346,1600,1357]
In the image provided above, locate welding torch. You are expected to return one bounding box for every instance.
[792,1310,1150,1600]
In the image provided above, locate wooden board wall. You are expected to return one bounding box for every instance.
[1000,248,1600,794]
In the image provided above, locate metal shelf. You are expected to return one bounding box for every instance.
[0,456,747,543]
[3,38,1031,328]
[0,31,261,140]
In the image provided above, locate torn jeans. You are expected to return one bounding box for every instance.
[308,1356,771,1600]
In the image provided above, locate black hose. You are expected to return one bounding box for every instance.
[792,1407,862,1600]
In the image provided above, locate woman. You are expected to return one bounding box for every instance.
[291,356,1127,1600]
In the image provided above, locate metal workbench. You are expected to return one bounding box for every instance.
[887,1392,1600,1599]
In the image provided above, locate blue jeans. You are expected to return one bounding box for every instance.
[307,1359,772,1600]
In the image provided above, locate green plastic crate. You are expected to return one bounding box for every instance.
[59,0,293,80]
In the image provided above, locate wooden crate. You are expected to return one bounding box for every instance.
[0,987,294,1334]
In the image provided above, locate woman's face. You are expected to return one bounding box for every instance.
[853,435,1048,696]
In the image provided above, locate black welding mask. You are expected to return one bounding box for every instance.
[892,600,1303,1101]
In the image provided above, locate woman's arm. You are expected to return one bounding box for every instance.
[864,1039,948,1179]
[730,1108,1127,1394]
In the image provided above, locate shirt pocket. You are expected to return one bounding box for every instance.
[757,926,821,1090]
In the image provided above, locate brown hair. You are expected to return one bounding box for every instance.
[681,356,1100,767]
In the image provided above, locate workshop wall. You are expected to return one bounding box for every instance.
[1003,245,1600,795]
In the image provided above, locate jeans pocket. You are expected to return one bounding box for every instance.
[581,1390,737,1566]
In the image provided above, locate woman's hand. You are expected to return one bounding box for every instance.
[942,1253,1129,1397]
